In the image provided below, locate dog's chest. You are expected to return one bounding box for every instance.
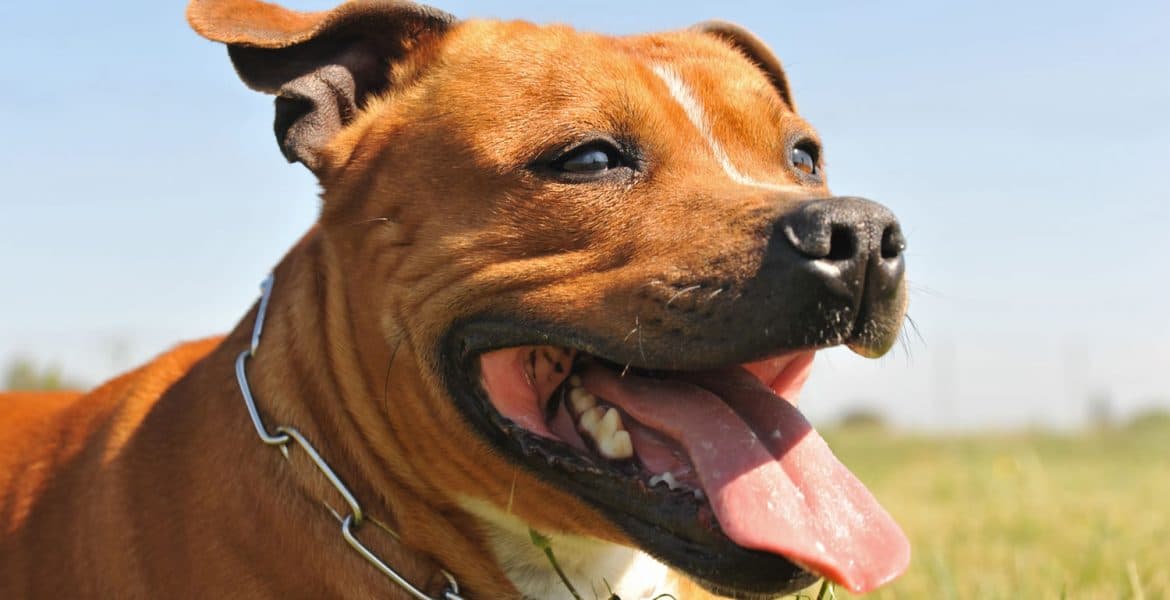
[459,499,676,600]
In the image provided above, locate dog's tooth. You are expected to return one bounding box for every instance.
[578,406,605,437]
[598,430,633,460]
[569,387,596,414]
[596,407,622,440]
[648,471,681,490]
[614,431,633,458]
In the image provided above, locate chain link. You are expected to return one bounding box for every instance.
[236,273,463,600]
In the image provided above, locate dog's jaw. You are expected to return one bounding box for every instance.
[459,497,677,600]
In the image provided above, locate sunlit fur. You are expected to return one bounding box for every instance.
[0,1,907,597]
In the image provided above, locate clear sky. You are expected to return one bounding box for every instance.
[1,0,1167,429]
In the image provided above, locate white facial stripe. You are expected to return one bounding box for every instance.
[650,64,799,193]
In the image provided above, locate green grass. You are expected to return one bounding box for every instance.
[784,423,1170,599]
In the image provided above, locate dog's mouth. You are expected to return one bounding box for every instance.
[446,326,909,596]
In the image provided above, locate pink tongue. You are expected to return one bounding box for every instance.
[581,364,910,593]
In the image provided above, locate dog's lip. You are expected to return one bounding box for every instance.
[452,318,829,371]
[446,317,909,594]
[441,318,831,595]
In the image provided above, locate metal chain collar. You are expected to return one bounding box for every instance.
[235,273,464,600]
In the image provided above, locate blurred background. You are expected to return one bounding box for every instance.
[1,0,1167,597]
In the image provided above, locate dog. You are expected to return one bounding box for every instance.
[0,1,911,598]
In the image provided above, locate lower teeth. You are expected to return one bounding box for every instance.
[566,374,633,460]
[649,472,681,490]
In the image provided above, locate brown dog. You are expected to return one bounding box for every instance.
[0,1,911,598]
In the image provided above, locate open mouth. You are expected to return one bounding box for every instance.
[444,325,909,596]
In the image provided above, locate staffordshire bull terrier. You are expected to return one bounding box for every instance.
[0,0,911,597]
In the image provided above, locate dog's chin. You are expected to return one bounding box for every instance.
[439,316,906,597]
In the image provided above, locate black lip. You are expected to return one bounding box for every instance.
[440,317,822,597]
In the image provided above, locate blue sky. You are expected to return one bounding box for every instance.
[1,0,1167,429]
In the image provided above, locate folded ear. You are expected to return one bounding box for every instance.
[187,0,455,174]
[693,21,795,111]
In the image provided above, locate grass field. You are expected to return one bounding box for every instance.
[786,418,1170,599]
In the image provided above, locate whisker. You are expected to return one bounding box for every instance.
[665,284,702,307]
[382,339,402,405]
[892,314,923,362]
[345,216,395,227]
[907,280,947,299]
[904,313,925,346]
[895,330,914,361]
[637,316,646,362]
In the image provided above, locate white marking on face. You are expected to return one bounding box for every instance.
[651,64,800,193]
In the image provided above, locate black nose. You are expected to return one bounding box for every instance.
[781,197,906,300]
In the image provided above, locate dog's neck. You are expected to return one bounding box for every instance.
[143,231,689,598]
[111,231,481,597]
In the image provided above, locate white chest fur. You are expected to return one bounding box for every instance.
[459,498,677,600]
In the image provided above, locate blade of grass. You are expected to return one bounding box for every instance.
[529,528,584,600]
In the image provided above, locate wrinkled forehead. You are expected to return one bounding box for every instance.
[421,20,799,166]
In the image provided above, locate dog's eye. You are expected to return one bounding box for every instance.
[790,143,820,177]
[554,143,622,175]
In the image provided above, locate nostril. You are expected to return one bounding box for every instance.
[880,225,906,259]
[826,225,856,261]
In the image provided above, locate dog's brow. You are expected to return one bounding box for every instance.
[650,64,800,194]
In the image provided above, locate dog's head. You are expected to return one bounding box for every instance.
[190,0,909,596]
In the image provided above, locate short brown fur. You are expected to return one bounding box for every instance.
[1,1,904,598]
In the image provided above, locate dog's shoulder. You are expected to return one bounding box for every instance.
[0,337,224,524]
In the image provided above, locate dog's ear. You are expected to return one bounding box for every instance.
[187,0,455,174]
[693,21,796,111]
